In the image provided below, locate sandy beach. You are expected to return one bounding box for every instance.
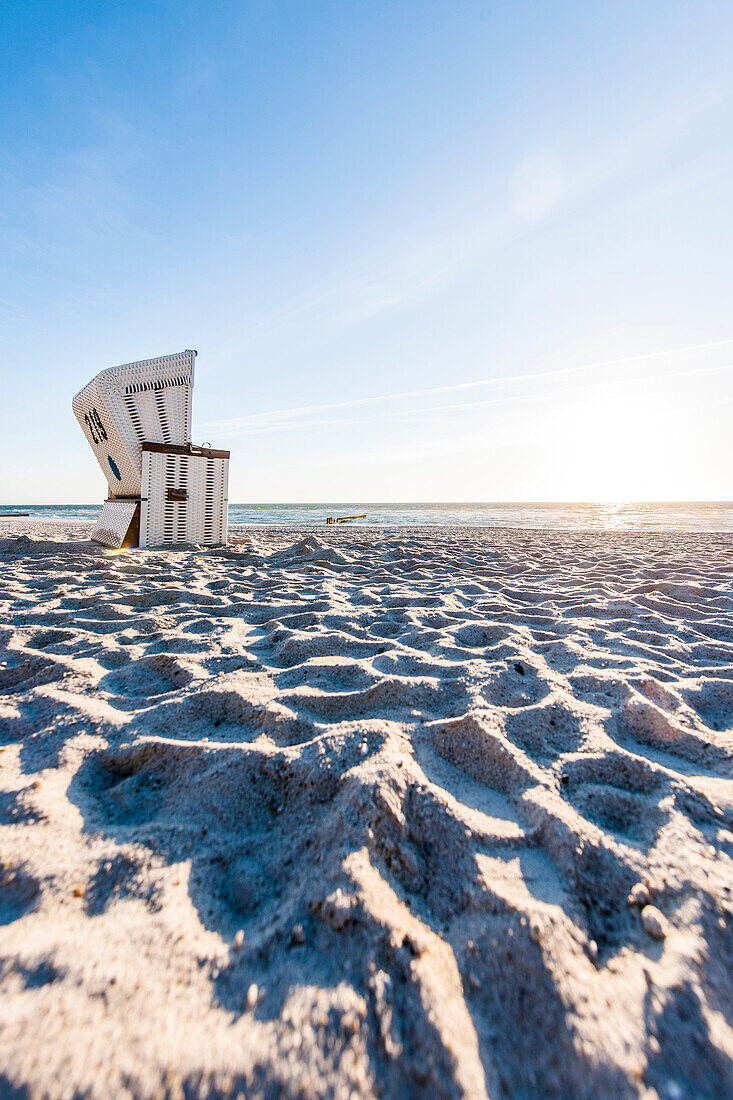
[1,519,732,1099]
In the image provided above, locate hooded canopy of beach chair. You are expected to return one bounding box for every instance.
[72,350,196,498]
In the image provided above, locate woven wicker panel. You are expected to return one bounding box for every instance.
[72,350,196,497]
[91,500,139,549]
[140,450,228,548]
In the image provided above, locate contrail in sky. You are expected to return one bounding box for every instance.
[199,338,733,436]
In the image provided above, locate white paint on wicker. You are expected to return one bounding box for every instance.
[75,349,230,549]
[72,350,196,497]
[90,500,138,549]
[139,450,229,547]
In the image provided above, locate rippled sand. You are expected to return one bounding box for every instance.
[1,521,732,1098]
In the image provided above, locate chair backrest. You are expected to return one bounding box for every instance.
[72,350,196,497]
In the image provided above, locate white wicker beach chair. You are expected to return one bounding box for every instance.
[73,350,229,548]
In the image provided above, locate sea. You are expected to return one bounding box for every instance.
[2,502,732,531]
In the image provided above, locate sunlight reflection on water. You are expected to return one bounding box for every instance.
[7,502,733,530]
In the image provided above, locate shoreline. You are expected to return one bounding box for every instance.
[3,516,733,537]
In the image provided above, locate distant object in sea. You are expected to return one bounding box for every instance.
[72,350,229,549]
[326,514,368,524]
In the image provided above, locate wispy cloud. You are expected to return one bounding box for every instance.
[211,84,728,364]
[198,338,733,438]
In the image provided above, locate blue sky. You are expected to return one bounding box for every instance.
[1,0,732,502]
